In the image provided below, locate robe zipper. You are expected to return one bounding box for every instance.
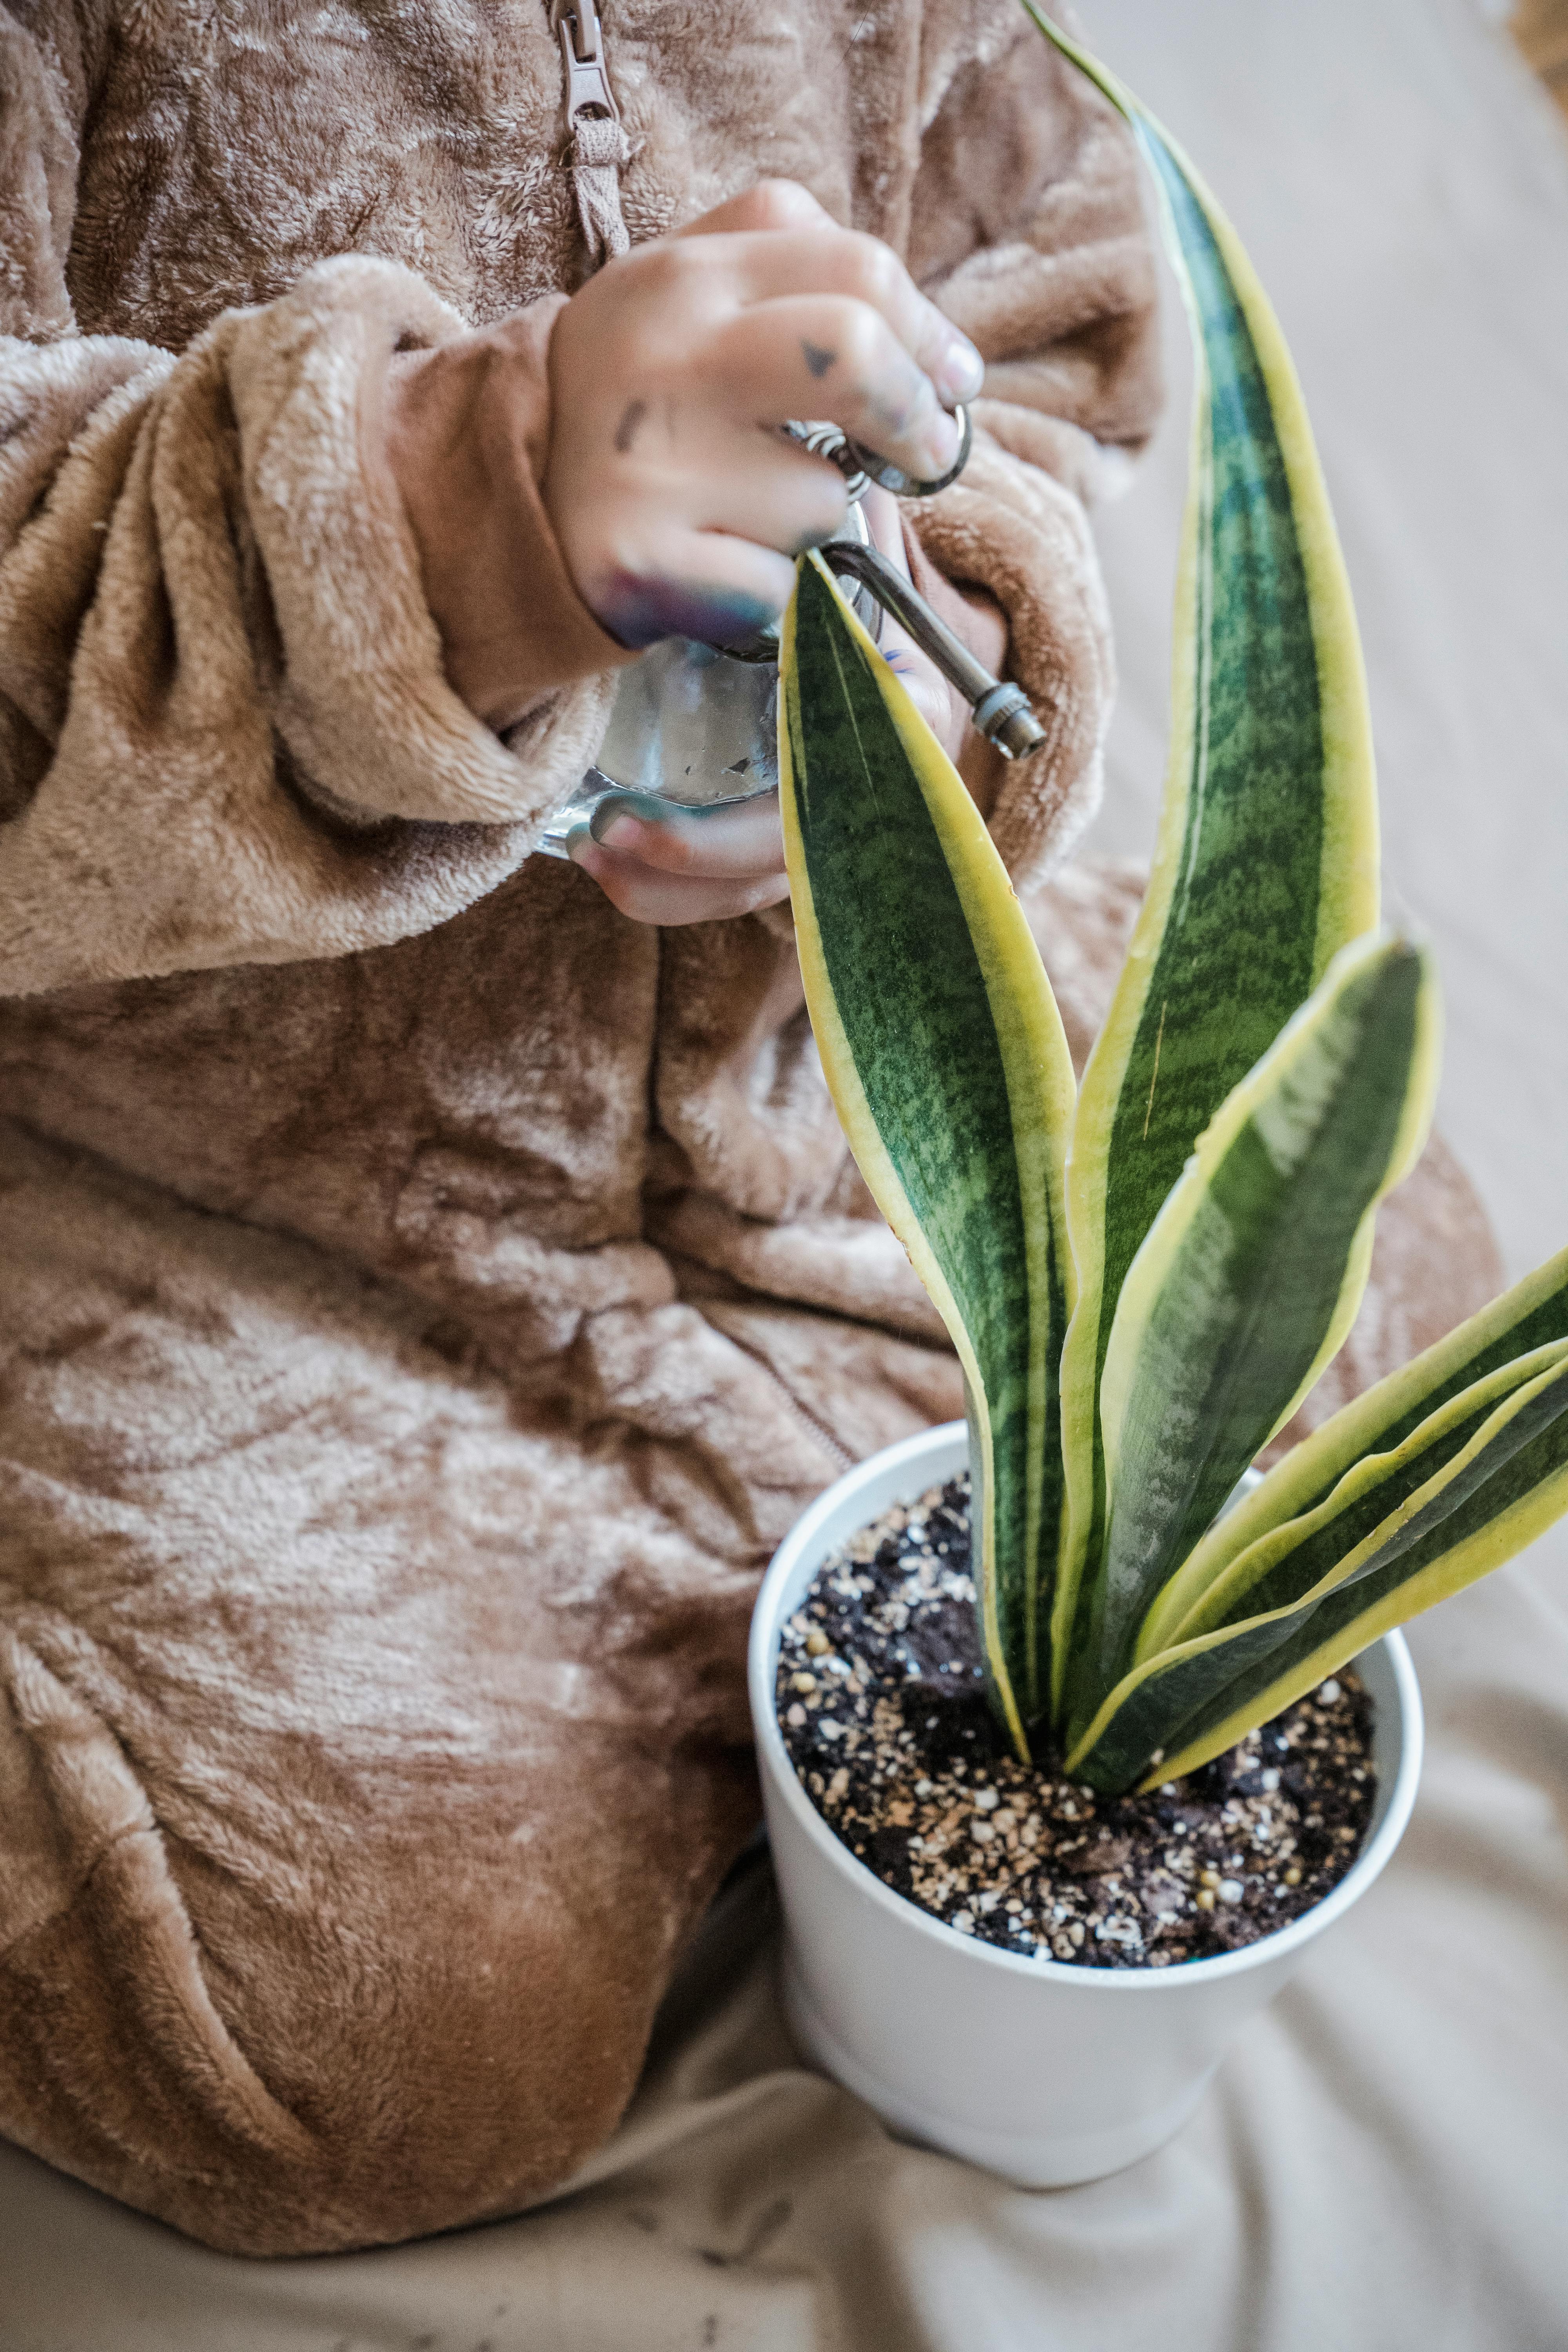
[550,0,632,266]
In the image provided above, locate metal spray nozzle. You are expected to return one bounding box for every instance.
[776,408,1047,762]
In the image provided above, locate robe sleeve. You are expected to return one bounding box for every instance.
[0,10,628,998]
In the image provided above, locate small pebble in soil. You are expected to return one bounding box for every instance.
[776,1473,1377,1970]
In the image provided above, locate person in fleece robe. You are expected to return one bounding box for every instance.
[0,0,1496,2256]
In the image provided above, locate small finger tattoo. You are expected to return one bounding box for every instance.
[613,399,648,454]
[801,340,837,380]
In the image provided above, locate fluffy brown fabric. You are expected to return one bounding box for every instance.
[0,0,1497,2263]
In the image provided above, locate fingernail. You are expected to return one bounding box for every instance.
[596,813,643,851]
[935,334,984,406]
[918,407,962,478]
[590,791,665,846]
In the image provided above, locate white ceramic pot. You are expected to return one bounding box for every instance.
[749,1419,1423,2188]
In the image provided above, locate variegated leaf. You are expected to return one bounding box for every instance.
[777,552,1078,1748]
[1024,5,1383,1713]
[1064,933,1440,1745]
[1067,1347,1568,1792]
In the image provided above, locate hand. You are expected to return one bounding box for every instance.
[383,176,1000,926]
[570,487,998,926]
[541,179,982,651]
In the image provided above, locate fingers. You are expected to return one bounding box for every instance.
[590,526,796,650]
[709,295,963,483]
[859,482,911,571]
[652,203,985,447]
[880,645,953,739]
[680,432,849,551]
[701,227,983,410]
[569,789,789,925]
[676,207,970,388]
[590,789,786,878]
[586,439,843,647]
[578,857,790,926]
[569,829,790,926]
[668,179,837,241]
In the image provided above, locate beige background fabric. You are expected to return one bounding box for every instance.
[4,0,1567,2342]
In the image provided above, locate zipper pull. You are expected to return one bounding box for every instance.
[553,0,621,136]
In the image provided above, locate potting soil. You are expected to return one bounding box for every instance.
[775,1475,1377,1968]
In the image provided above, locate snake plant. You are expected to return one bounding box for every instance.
[776,17,1568,1796]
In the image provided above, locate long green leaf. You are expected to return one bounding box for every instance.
[1140,1242,1568,1655]
[1066,1349,1568,1793]
[1064,934,1440,1744]
[1161,1340,1568,1650]
[777,554,1078,1749]
[1026,7,1382,1716]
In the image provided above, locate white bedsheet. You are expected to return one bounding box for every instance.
[4,3,1566,2343]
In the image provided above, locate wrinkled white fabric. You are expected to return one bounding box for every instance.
[3,1564,1568,2352]
[3,0,1566,2342]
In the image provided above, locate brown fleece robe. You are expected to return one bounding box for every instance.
[0,0,1497,2259]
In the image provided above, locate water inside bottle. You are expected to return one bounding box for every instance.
[594,639,780,807]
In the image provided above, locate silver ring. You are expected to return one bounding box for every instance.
[844,403,973,499]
